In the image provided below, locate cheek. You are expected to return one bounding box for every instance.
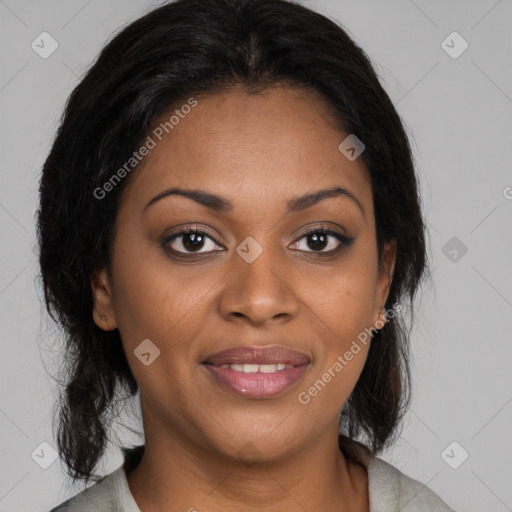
[302,260,377,341]
[109,232,222,399]
[296,252,376,403]
[297,320,371,422]
[296,345,370,428]
[110,229,204,342]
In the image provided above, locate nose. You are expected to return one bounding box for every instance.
[217,240,299,327]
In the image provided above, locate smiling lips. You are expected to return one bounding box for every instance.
[203,345,311,399]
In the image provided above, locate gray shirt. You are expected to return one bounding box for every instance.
[50,444,456,511]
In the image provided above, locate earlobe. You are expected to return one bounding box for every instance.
[373,239,397,327]
[90,268,117,331]
[381,239,397,292]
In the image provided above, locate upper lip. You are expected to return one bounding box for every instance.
[203,345,311,366]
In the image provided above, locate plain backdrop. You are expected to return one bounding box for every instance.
[1,1,511,510]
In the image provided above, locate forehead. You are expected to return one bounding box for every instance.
[119,86,372,218]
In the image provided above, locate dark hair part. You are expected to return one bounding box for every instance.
[37,0,429,485]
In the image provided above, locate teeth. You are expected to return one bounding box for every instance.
[243,364,259,373]
[218,363,294,373]
[259,364,277,373]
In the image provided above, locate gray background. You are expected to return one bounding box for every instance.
[1,0,511,510]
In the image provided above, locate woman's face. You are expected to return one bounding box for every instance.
[92,86,396,461]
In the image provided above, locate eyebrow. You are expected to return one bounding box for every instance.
[143,185,365,218]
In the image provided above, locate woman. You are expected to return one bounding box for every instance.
[39,0,456,510]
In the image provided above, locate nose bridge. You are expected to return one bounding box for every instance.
[219,233,298,324]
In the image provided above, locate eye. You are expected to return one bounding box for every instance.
[162,225,224,254]
[162,224,354,257]
[290,226,353,254]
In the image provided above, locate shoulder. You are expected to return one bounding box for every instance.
[368,456,456,511]
[49,445,144,512]
[48,470,118,512]
[344,438,456,512]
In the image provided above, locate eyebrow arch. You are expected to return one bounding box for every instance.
[143,185,364,217]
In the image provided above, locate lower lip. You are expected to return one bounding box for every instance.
[203,363,309,399]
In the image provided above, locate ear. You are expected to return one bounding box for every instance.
[372,239,397,329]
[90,268,118,331]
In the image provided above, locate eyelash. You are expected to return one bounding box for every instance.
[162,224,353,258]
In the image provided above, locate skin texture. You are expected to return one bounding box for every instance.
[91,85,396,511]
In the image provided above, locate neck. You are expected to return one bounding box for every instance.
[126,426,369,511]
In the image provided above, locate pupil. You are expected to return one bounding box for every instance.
[308,233,327,251]
[184,233,204,251]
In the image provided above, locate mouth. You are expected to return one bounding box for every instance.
[202,345,311,399]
